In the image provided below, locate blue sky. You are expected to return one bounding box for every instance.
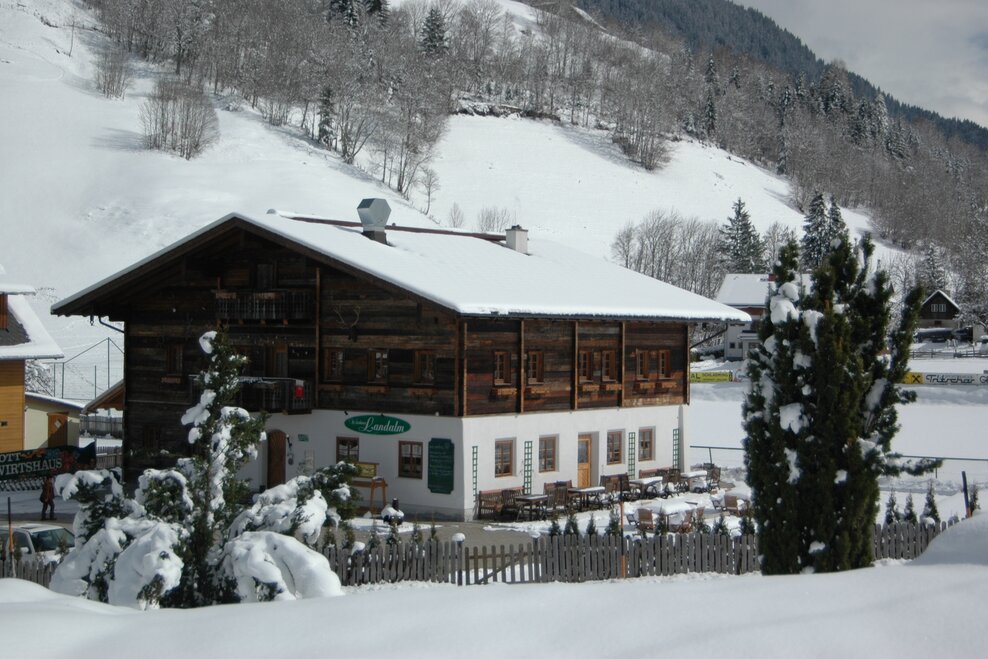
[738,0,988,129]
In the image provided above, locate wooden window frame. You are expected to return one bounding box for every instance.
[538,435,557,472]
[606,430,623,465]
[601,350,617,382]
[635,349,652,381]
[525,350,544,384]
[398,441,423,479]
[638,427,654,462]
[494,439,514,477]
[0,294,7,331]
[578,350,593,382]
[657,349,671,379]
[493,351,511,386]
[414,350,436,384]
[336,436,359,463]
[164,344,183,376]
[367,349,389,383]
[322,348,344,383]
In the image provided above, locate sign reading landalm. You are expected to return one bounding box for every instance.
[344,414,411,435]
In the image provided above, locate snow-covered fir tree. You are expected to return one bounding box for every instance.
[743,235,938,574]
[719,198,766,273]
[922,482,941,525]
[800,192,848,272]
[918,243,950,294]
[420,6,449,57]
[884,490,901,526]
[50,332,354,608]
[903,494,917,523]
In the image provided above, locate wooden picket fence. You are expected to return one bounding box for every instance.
[0,520,959,590]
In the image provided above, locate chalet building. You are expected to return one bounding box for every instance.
[716,273,812,361]
[53,201,748,520]
[0,277,63,453]
[917,290,960,329]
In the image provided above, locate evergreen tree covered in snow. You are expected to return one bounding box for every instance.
[719,198,766,273]
[743,234,937,574]
[799,192,848,272]
[903,494,917,523]
[884,490,901,525]
[420,7,449,57]
[922,482,940,525]
[51,332,352,608]
[918,243,950,294]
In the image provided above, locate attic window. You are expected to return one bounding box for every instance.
[0,294,7,331]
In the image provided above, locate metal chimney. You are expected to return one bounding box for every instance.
[505,225,528,254]
[357,198,391,244]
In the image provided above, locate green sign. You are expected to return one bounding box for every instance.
[0,445,97,481]
[298,433,309,443]
[428,438,454,495]
[344,414,411,435]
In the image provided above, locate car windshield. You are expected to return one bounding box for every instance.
[29,528,74,552]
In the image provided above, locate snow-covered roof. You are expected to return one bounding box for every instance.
[1,289,63,361]
[921,289,960,311]
[716,273,812,309]
[25,392,85,411]
[55,211,751,324]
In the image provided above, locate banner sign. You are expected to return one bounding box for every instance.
[0,444,97,481]
[903,372,988,386]
[344,414,411,435]
[690,371,733,383]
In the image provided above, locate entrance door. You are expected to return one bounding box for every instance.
[47,413,68,446]
[267,430,287,488]
[577,434,592,488]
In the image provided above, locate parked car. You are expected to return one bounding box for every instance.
[953,327,974,343]
[915,328,953,343]
[0,523,74,564]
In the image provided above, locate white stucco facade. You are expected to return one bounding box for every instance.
[243,404,688,520]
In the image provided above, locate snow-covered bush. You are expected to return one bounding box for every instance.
[51,331,348,609]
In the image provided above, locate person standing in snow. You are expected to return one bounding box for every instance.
[40,475,55,520]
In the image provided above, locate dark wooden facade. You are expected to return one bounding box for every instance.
[918,290,960,327]
[56,222,691,479]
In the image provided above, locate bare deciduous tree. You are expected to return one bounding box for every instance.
[140,78,218,159]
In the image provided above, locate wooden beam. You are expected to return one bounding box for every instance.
[572,320,579,411]
[619,321,626,407]
[518,319,525,415]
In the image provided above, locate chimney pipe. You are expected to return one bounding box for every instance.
[505,225,528,254]
[357,198,391,244]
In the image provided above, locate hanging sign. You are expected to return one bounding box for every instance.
[344,414,411,435]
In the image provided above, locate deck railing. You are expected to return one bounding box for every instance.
[215,290,313,321]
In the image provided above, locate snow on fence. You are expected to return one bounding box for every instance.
[0,521,958,591]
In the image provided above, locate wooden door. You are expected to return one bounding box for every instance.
[267,430,287,488]
[47,413,68,446]
[577,434,592,488]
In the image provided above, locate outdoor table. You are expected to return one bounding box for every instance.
[515,493,549,520]
[683,469,708,493]
[568,486,606,510]
[644,498,695,526]
[629,476,664,499]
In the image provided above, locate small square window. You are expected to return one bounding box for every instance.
[495,439,514,477]
[398,441,423,479]
[164,344,183,375]
[606,430,623,465]
[322,348,344,382]
[414,351,436,384]
[336,437,359,463]
[526,351,544,383]
[539,435,557,472]
[493,351,511,385]
[638,427,654,462]
[368,349,389,383]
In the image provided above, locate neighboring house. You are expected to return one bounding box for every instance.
[24,392,83,450]
[0,277,63,453]
[917,290,960,329]
[715,273,812,361]
[80,379,124,439]
[53,202,748,520]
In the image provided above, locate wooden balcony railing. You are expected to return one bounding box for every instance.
[215,290,313,321]
[192,376,313,414]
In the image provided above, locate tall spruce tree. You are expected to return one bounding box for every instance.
[744,234,938,574]
[420,7,449,57]
[799,191,829,271]
[719,198,766,273]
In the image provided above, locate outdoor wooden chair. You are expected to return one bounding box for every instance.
[500,488,520,520]
[724,494,745,516]
[636,507,657,533]
[669,509,694,533]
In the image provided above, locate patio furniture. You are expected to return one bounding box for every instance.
[636,507,657,533]
[629,475,664,499]
[515,493,549,520]
[500,488,520,520]
[569,485,606,511]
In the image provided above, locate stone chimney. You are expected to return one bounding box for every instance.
[505,225,528,254]
[357,198,391,244]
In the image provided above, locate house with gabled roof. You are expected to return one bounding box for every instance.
[716,273,813,361]
[0,276,63,453]
[53,201,748,520]
[917,289,961,329]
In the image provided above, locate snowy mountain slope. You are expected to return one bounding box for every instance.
[1,0,877,399]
